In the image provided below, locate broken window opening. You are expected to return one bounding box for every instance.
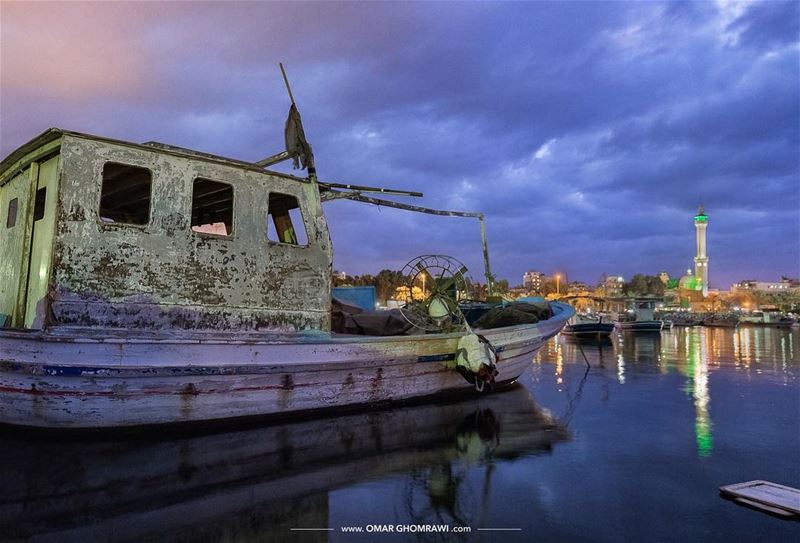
[33,188,46,222]
[191,178,234,236]
[267,192,308,246]
[6,198,18,228]
[99,163,152,225]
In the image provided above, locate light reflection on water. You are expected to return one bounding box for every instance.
[535,326,799,462]
[0,327,797,542]
[537,325,799,380]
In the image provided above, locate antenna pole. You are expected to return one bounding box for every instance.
[479,215,494,297]
[279,62,296,106]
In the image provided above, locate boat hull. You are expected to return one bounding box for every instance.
[615,320,663,332]
[739,321,796,328]
[561,322,615,339]
[0,303,573,429]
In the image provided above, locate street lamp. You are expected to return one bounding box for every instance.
[556,273,561,296]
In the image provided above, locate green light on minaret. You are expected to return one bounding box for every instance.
[694,204,708,222]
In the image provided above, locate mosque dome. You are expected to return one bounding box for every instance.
[679,269,698,290]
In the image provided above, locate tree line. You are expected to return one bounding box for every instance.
[334,269,798,312]
[334,270,510,304]
[620,274,666,297]
[334,270,671,303]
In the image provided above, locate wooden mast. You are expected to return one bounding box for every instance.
[279,62,316,182]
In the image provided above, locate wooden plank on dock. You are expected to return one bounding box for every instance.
[720,480,800,517]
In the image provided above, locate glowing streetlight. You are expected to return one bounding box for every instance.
[555,273,561,296]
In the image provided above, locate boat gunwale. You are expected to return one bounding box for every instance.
[0,302,574,346]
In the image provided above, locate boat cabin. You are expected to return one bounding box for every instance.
[606,297,659,322]
[0,129,332,331]
[628,299,657,321]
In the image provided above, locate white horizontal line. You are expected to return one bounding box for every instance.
[477,528,522,531]
[290,528,334,531]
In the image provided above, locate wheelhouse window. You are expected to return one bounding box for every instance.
[191,178,234,236]
[267,192,308,246]
[99,163,152,225]
[33,188,46,221]
[6,198,17,228]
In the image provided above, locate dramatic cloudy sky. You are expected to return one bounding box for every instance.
[1,1,798,288]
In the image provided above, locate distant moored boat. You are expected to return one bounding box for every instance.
[702,314,740,328]
[562,313,615,339]
[615,299,664,332]
[739,310,796,327]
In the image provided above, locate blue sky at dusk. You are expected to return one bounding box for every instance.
[1,1,798,289]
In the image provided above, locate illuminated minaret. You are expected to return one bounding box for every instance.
[693,205,709,297]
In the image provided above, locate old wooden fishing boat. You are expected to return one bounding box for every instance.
[0,96,572,429]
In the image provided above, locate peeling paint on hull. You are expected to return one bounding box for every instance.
[0,304,573,429]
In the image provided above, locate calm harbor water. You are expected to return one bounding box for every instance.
[1,327,797,542]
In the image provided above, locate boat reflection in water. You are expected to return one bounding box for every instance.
[0,386,569,542]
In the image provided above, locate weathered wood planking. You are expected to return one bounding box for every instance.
[720,480,800,517]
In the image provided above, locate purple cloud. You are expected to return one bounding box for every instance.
[1,1,797,288]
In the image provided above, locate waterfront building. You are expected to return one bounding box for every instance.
[731,278,800,293]
[523,270,545,292]
[784,276,800,288]
[602,275,625,296]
